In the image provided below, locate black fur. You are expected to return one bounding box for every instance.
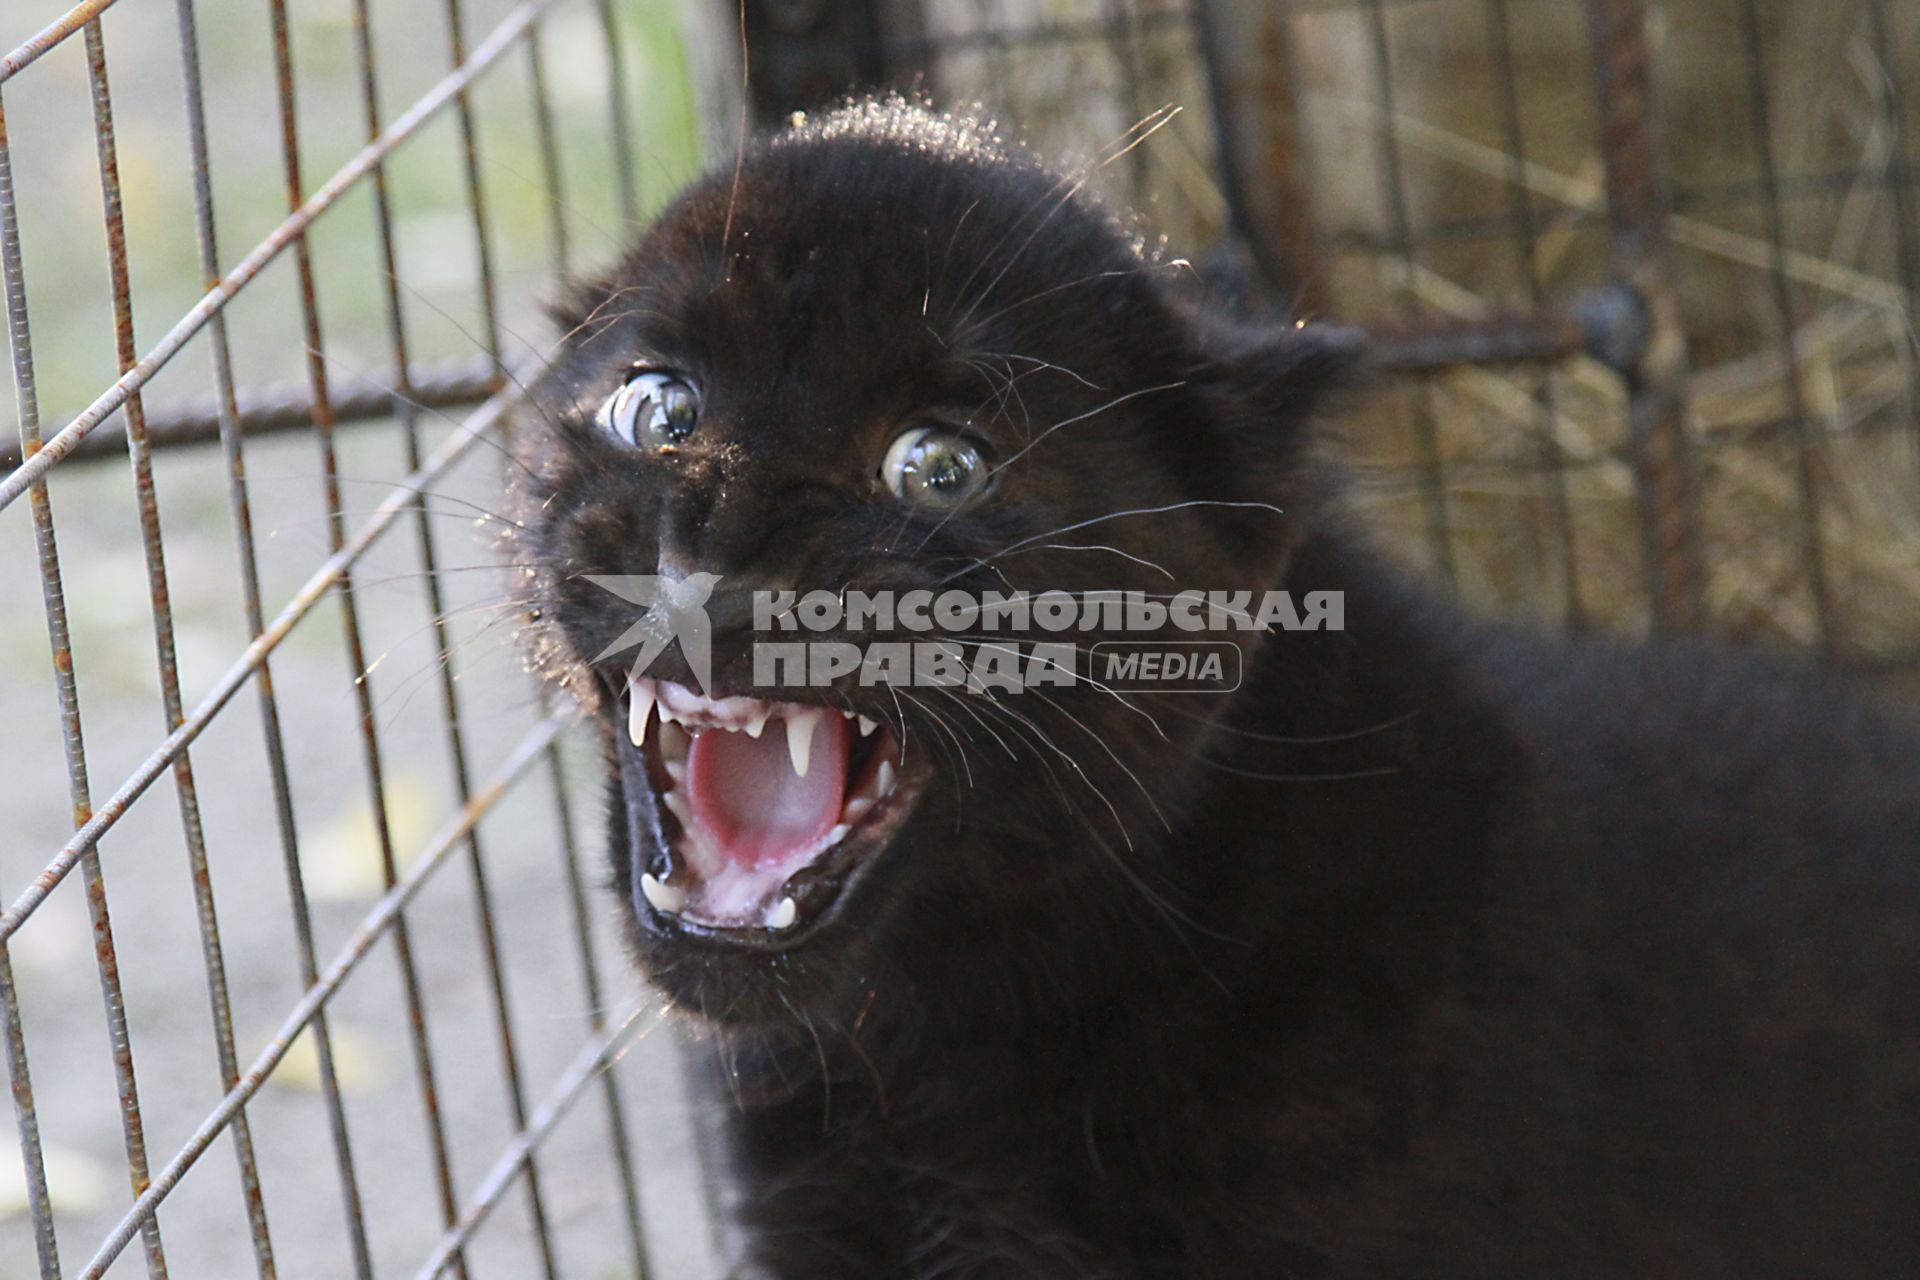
[509,100,1920,1277]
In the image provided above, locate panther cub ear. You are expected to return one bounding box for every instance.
[1191,312,1366,435]
[544,270,618,339]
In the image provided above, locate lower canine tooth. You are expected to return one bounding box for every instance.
[876,759,896,794]
[767,897,798,929]
[640,873,685,914]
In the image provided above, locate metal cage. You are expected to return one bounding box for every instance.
[0,1,721,1275]
[2,0,1917,1277]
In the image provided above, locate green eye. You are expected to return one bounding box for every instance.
[881,426,988,509]
[598,371,699,446]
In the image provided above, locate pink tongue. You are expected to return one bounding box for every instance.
[686,715,851,870]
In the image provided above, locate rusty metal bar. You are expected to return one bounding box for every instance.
[0,942,57,1279]
[198,0,383,1270]
[0,376,529,946]
[1734,0,1836,654]
[400,0,560,1265]
[0,302,1631,481]
[522,37,652,1267]
[0,359,500,471]
[1103,0,1155,204]
[1194,0,1326,313]
[303,0,469,1265]
[593,0,640,223]
[0,83,169,1280]
[1863,0,1920,466]
[0,0,124,84]
[526,29,573,274]
[0,0,562,515]
[0,86,61,1280]
[1365,305,1590,374]
[1485,0,1583,622]
[77,718,565,1280]
[548,748,652,1274]
[1585,0,1702,631]
[1359,0,1456,584]
[414,1000,652,1280]
[81,20,276,1273]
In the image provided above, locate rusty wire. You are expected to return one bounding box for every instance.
[0,0,663,1270]
[883,0,1917,657]
[81,13,273,1272]
[0,0,564,513]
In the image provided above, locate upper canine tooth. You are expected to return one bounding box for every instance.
[628,679,655,747]
[640,873,685,915]
[785,710,820,778]
[858,716,878,737]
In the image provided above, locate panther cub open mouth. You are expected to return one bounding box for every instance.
[613,676,921,939]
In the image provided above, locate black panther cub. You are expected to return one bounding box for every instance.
[510,100,1920,1278]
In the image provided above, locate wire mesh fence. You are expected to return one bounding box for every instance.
[856,0,1920,671]
[2,0,1917,1277]
[0,0,723,1275]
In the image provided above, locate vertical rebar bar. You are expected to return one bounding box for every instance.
[0,940,59,1279]
[1733,0,1836,653]
[1862,0,1920,471]
[594,0,641,223]
[1359,0,1457,584]
[81,23,277,1272]
[526,28,573,276]
[1193,0,1327,314]
[293,2,471,1269]
[520,43,653,1265]
[1105,0,1154,205]
[548,748,651,1276]
[375,0,561,1267]
[182,0,377,1270]
[1861,0,1920,468]
[0,85,169,1280]
[1486,0,1584,623]
[1586,0,1702,632]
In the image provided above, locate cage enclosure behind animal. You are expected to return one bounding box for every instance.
[1,0,1915,1276]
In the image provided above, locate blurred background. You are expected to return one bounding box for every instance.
[1,0,1916,1276]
